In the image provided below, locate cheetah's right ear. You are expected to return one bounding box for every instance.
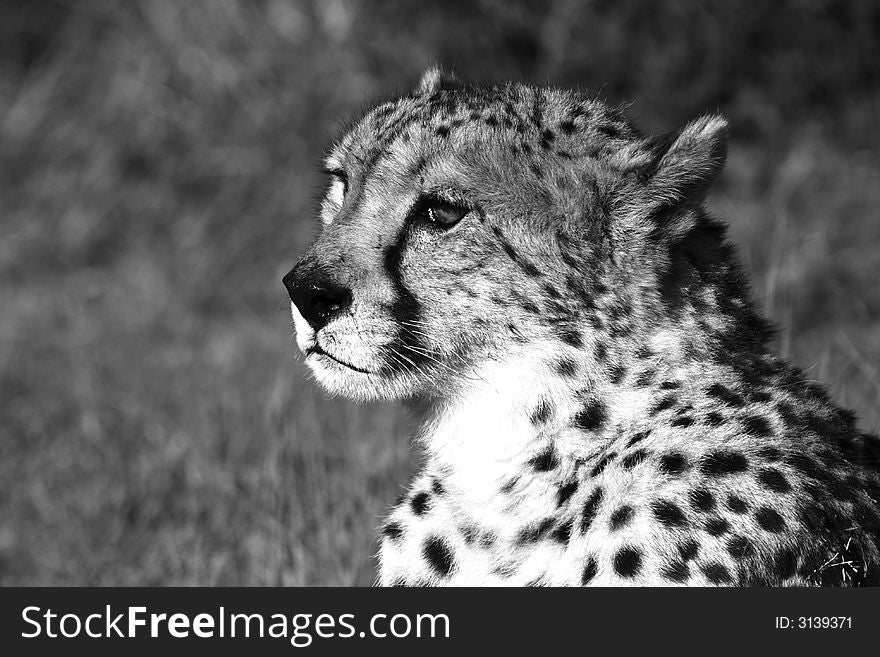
[416,66,462,94]
[618,115,728,239]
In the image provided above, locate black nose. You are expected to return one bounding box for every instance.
[283,268,352,331]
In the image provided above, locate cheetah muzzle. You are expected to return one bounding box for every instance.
[283,67,880,587]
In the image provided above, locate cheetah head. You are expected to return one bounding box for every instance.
[284,68,731,402]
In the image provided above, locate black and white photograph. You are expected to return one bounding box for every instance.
[2,0,880,645]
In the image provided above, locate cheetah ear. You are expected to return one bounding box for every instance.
[416,65,462,94]
[620,115,728,238]
[648,114,728,207]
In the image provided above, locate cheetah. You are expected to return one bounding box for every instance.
[283,67,880,586]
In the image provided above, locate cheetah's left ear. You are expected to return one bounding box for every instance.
[648,114,728,207]
[416,65,462,94]
[618,115,728,238]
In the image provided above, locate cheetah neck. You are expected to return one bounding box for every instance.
[415,330,776,530]
[416,347,651,526]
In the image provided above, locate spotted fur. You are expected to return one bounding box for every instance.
[284,68,880,586]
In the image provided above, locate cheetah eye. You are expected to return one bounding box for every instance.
[324,168,348,195]
[423,199,469,229]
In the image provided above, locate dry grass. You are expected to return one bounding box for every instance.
[0,1,878,585]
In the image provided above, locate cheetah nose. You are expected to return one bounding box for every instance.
[283,267,353,332]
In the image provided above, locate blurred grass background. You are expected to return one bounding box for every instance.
[0,0,878,585]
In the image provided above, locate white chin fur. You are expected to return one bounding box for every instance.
[290,301,414,401]
[305,353,386,401]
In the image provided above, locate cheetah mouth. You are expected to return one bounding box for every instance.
[306,345,375,375]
